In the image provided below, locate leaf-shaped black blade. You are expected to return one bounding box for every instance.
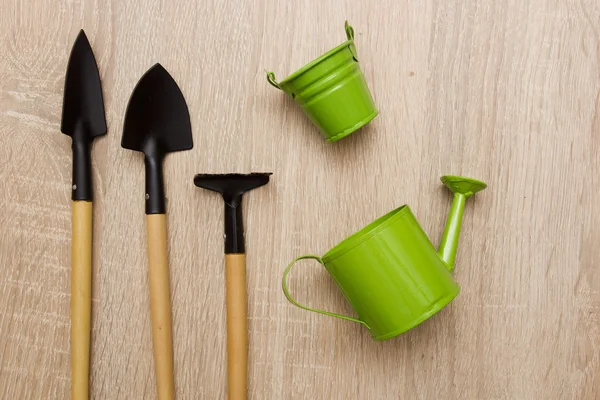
[121,63,192,154]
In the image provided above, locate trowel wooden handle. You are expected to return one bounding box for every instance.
[146,214,175,400]
[71,201,92,400]
[225,254,248,400]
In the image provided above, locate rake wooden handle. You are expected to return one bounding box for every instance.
[71,200,92,400]
[146,214,175,400]
[225,253,248,400]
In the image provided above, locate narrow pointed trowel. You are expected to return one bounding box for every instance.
[194,173,271,400]
[122,64,193,400]
[60,29,107,400]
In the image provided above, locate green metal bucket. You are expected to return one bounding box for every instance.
[267,21,378,143]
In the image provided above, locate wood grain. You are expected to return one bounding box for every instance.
[71,201,93,400]
[1,0,599,398]
[225,254,248,400]
[146,214,175,400]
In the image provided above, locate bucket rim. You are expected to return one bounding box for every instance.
[277,39,355,87]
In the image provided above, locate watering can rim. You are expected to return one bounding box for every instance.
[321,205,411,263]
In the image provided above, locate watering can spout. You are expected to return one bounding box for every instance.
[437,176,487,272]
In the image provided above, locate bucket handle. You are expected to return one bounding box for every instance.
[266,71,281,90]
[345,20,354,41]
[282,254,369,328]
[266,21,356,90]
[345,21,358,61]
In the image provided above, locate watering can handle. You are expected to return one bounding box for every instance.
[282,255,369,328]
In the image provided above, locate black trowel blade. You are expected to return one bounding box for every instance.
[121,63,193,154]
[61,30,107,138]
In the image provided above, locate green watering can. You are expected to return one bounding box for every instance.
[267,21,378,143]
[283,175,487,341]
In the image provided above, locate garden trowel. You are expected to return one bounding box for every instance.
[122,63,193,400]
[60,29,107,400]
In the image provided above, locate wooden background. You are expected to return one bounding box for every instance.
[1,0,599,398]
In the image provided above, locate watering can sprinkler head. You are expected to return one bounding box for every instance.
[438,175,487,272]
[441,175,487,198]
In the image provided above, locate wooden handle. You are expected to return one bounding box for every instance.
[71,201,93,400]
[225,254,248,400]
[146,214,175,400]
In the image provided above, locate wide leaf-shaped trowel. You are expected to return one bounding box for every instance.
[61,30,107,400]
[122,64,193,400]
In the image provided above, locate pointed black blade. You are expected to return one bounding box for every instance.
[121,63,193,154]
[61,30,107,138]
